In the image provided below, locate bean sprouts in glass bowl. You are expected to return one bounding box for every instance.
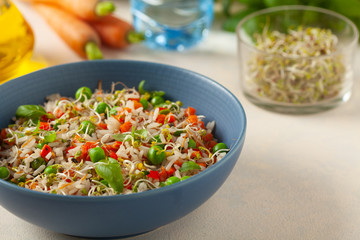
[237,5,358,114]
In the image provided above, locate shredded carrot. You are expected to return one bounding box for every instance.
[81,173,88,182]
[181,133,189,149]
[59,181,74,189]
[29,182,38,190]
[21,136,35,148]
[56,128,68,134]
[197,162,207,168]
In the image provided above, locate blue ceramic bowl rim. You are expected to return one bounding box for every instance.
[0,60,247,202]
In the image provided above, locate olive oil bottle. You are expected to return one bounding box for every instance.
[0,0,34,82]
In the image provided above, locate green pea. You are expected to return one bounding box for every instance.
[0,166,10,179]
[75,87,92,102]
[31,157,46,170]
[18,174,26,182]
[173,130,185,136]
[181,176,190,181]
[150,135,161,143]
[139,98,148,110]
[175,101,183,107]
[44,165,57,175]
[150,96,165,106]
[159,108,170,115]
[213,143,228,153]
[166,176,180,185]
[79,120,96,135]
[188,139,196,149]
[89,147,106,163]
[37,142,46,149]
[95,102,110,114]
[44,131,56,143]
[147,145,166,165]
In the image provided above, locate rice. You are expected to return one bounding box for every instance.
[0,81,229,196]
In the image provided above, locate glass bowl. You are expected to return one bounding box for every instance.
[236,5,358,114]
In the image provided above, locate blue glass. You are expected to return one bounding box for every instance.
[131,0,214,51]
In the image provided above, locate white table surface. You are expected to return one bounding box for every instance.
[2,1,360,239]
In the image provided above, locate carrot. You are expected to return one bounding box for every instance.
[33,3,102,59]
[197,162,207,168]
[29,182,38,190]
[174,160,183,167]
[89,15,144,49]
[198,120,205,129]
[133,101,143,109]
[185,107,196,117]
[187,115,198,124]
[120,121,132,133]
[97,122,108,129]
[21,0,115,20]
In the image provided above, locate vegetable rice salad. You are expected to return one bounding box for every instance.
[0,81,229,196]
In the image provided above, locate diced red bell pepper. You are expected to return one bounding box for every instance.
[166,166,176,176]
[159,166,168,182]
[165,113,175,123]
[65,146,76,156]
[156,114,166,124]
[80,142,97,161]
[40,144,52,160]
[39,122,52,131]
[110,151,118,160]
[148,170,160,179]
[1,129,7,140]
[203,133,213,142]
[124,183,132,190]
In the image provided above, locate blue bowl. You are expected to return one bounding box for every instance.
[0,60,246,238]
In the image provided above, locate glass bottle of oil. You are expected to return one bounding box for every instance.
[0,0,34,83]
